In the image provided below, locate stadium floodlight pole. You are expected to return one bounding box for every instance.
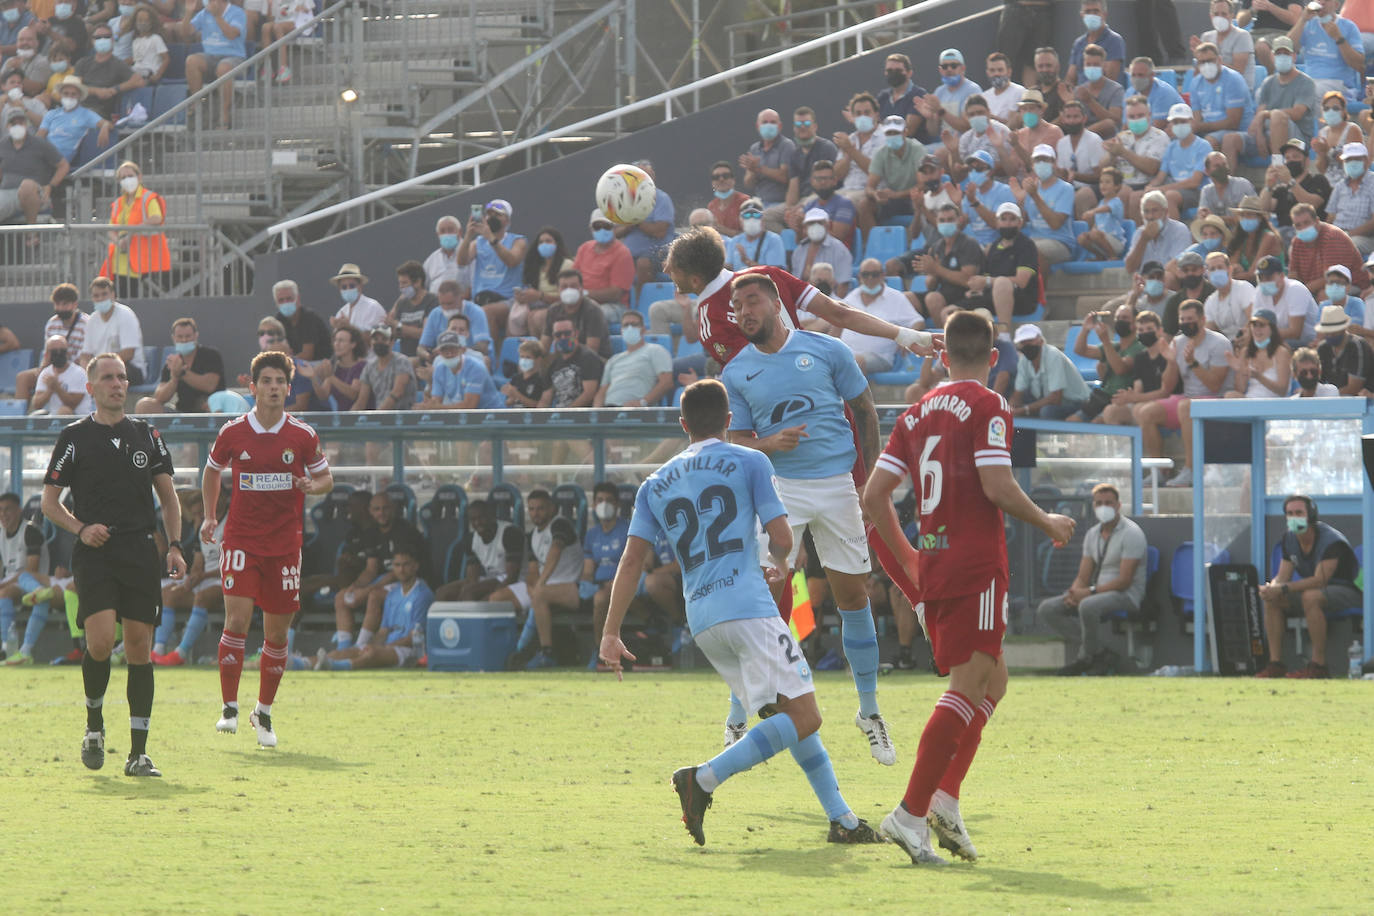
[269,0,997,247]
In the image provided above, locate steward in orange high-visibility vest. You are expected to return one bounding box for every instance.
[99,160,170,284]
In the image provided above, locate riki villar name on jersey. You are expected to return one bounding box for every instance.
[649,453,740,497]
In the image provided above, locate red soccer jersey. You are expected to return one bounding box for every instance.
[874,379,1012,600]
[697,265,818,366]
[206,411,328,553]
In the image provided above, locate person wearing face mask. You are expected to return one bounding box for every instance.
[1124,189,1193,280]
[1249,37,1317,157]
[128,5,169,83]
[1036,483,1149,676]
[457,197,528,341]
[1255,494,1362,678]
[1323,143,1374,255]
[0,106,63,223]
[784,160,856,248]
[739,108,795,230]
[1260,138,1328,242]
[838,257,923,374]
[1286,203,1370,304]
[1312,91,1364,187]
[964,202,1041,335]
[1068,0,1126,86]
[706,160,750,234]
[792,208,853,296]
[959,149,1017,247]
[1009,88,1064,177]
[73,23,143,121]
[857,115,925,234]
[1200,250,1256,339]
[833,92,884,204]
[783,105,839,208]
[1226,195,1285,280]
[1072,45,1125,140]
[327,263,387,335]
[948,95,1013,183]
[581,481,632,669]
[729,197,787,271]
[1194,0,1256,86]
[1185,212,1234,265]
[79,278,145,388]
[1118,260,1175,329]
[593,311,672,407]
[572,208,636,313]
[421,214,473,294]
[1053,100,1108,218]
[1009,324,1091,419]
[1288,345,1339,395]
[542,267,610,359]
[270,278,329,360]
[913,48,982,139]
[1315,303,1374,394]
[509,225,572,337]
[1071,304,1145,421]
[1224,307,1292,396]
[876,52,929,139]
[981,51,1024,125]
[539,318,603,409]
[0,70,39,128]
[421,329,503,411]
[29,333,91,416]
[416,284,491,362]
[500,338,549,408]
[1123,57,1183,132]
[1198,151,1257,222]
[386,260,438,358]
[0,2,37,59]
[16,282,84,402]
[352,325,416,411]
[1288,0,1363,100]
[36,76,110,163]
[1132,104,1209,221]
[1014,144,1078,277]
[45,0,92,62]
[1029,48,1069,124]
[1098,308,1172,425]
[1,26,48,99]
[306,324,366,411]
[135,316,224,414]
[1252,253,1322,346]
[903,206,980,324]
[97,159,168,299]
[908,156,956,250]
[1187,42,1257,173]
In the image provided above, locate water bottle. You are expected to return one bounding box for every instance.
[1349,640,1363,679]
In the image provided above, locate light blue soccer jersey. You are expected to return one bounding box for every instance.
[381,579,435,644]
[720,329,869,480]
[628,439,786,636]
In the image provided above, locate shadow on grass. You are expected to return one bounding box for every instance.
[220,749,365,770]
[83,777,212,799]
[951,866,1152,903]
[643,845,856,878]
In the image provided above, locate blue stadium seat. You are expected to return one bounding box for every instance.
[1013,303,1045,325]
[1158,69,1181,88]
[419,484,466,582]
[71,129,116,169]
[910,275,927,294]
[552,483,587,537]
[1063,325,1101,381]
[129,345,162,394]
[488,483,524,528]
[780,227,797,253]
[1170,541,1230,621]
[675,338,703,360]
[0,349,33,393]
[1251,63,1267,92]
[671,385,684,406]
[869,352,922,387]
[385,482,417,524]
[609,335,625,355]
[644,333,672,353]
[303,485,355,576]
[0,398,26,416]
[1053,219,1133,274]
[635,282,675,317]
[164,42,201,82]
[885,276,904,290]
[152,82,188,124]
[861,226,907,267]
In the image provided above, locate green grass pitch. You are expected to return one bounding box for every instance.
[0,667,1369,914]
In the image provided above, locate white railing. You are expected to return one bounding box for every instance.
[269,0,996,248]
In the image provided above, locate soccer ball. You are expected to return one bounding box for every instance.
[595,164,657,225]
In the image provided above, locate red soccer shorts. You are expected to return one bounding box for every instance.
[220,544,301,615]
[922,573,1007,672]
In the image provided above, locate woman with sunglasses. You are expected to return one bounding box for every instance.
[1225,308,1291,397]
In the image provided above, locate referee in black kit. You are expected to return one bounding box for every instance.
[42,352,186,777]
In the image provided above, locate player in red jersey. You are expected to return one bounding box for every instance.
[201,351,333,747]
[862,311,1074,865]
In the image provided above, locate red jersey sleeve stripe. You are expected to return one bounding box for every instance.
[875,453,909,478]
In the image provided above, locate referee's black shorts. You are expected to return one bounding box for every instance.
[73,531,162,627]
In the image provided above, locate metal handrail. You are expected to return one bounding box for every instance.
[267,0,995,247]
[721,0,910,34]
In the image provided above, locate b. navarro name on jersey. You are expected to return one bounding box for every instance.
[914,392,974,424]
[239,472,293,491]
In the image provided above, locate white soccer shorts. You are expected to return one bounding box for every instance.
[694,616,814,718]
[763,472,871,575]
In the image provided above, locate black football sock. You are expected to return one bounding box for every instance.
[127,662,154,758]
[82,650,111,732]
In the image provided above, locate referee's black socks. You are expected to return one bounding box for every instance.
[82,650,111,732]
[127,663,154,758]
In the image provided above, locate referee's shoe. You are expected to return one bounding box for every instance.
[81,729,105,770]
[124,754,162,777]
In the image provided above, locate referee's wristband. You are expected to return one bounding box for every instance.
[77,523,88,539]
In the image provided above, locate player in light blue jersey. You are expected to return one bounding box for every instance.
[600,379,883,847]
[719,272,895,767]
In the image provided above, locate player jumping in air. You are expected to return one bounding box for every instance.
[863,311,1075,864]
[600,379,883,846]
[201,351,333,747]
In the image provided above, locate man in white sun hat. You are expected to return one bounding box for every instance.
[791,206,853,295]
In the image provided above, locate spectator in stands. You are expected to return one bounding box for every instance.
[839,257,922,374]
[908,154,957,250]
[583,482,631,667]
[41,46,72,98]
[1099,308,1173,425]
[1224,307,1292,395]
[1,69,42,127]
[500,338,549,408]
[1255,494,1362,678]
[858,115,924,232]
[960,149,1017,247]
[1071,305,1143,421]
[902,204,982,323]
[785,159,855,248]
[833,92,881,205]
[916,48,981,138]
[1126,57,1184,132]
[330,491,424,651]
[306,324,365,411]
[1249,37,1317,157]
[17,284,79,403]
[134,316,223,413]
[1185,212,1233,262]
[1037,482,1148,675]
[1110,259,1175,329]
[541,317,602,408]
[244,315,311,409]
[1253,253,1321,346]
[1287,203,1371,300]
[739,107,793,230]
[387,260,436,358]
[948,94,1014,182]
[1069,0,1127,84]
[315,547,432,672]
[0,107,62,223]
[129,5,169,84]
[1010,323,1091,419]
[1134,104,1209,219]
[983,51,1024,126]
[1056,100,1107,216]
[1316,303,1374,393]
[0,2,36,59]
[459,198,526,342]
[259,0,313,84]
[508,225,570,339]
[1030,47,1070,125]
[354,325,416,411]
[704,161,748,236]
[328,262,387,335]
[1016,143,1077,276]
[614,158,675,292]
[1260,140,1330,249]
[1291,345,1339,395]
[1202,250,1255,339]
[877,51,929,139]
[1324,143,1374,255]
[1189,39,1258,172]
[1228,195,1285,280]
[182,0,244,126]
[542,268,609,358]
[1172,252,1218,328]
[37,75,108,162]
[647,286,698,340]
[1288,0,1363,99]
[100,159,169,297]
[80,276,145,385]
[44,0,91,62]
[1074,45,1125,139]
[998,0,1054,87]
[422,214,470,294]
[785,105,837,205]
[1079,166,1129,258]
[494,488,583,670]
[1313,91,1364,187]
[1199,152,1256,224]
[1125,190,1192,277]
[421,329,502,410]
[728,196,786,270]
[433,499,525,603]
[791,207,852,295]
[593,311,671,407]
[807,261,837,298]
[573,207,634,314]
[28,332,89,414]
[964,201,1040,335]
[271,278,329,360]
[1139,298,1233,486]
[1319,264,1366,329]
[906,306,1017,401]
[1195,0,1256,86]
[1008,88,1063,177]
[418,279,490,359]
[74,20,141,121]
[1240,0,1305,72]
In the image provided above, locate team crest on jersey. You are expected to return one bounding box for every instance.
[132,450,148,468]
[794,354,814,371]
[713,342,727,358]
[224,575,234,589]
[281,448,295,465]
[988,416,1007,448]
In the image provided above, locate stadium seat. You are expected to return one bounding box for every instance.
[552,483,587,537]
[869,351,922,387]
[385,482,417,524]
[635,282,675,317]
[910,275,927,294]
[497,336,534,380]
[1053,220,1133,275]
[644,333,672,353]
[303,485,355,577]
[129,346,161,394]
[1170,541,1230,624]
[1101,545,1160,657]
[164,42,200,81]
[0,398,25,416]
[1063,326,1101,381]
[616,482,638,520]
[851,228,863,260]
[609,335,625,355]
[861,226,907,267]
[0,349,32,394]
[152,82,189,124]
[675,338,704,360]
[488,483,524,528]
[1013,303,1045,325]
[419,484,467,583]
[884,276,904,290]
[780,228,796,253]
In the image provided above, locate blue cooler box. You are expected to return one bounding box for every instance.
[426,601,518,671]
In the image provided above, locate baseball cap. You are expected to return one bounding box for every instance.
[1326,264,1352,281]
[485,199,512,217]
[965,149,995,168]
[1031,143,1055,160]
[1167,102,1193,121]
[1271,36,1294,53]
[436,330,464,349]
[939,48,964,64]
[5,107,26,124]
[1252,308,1278,325]
[1342,141,1368,160]
[1280,137,1306,154]
[1255,254,1285,276]
[1140,260,1166,276]
[880,115,906,134]
[739,196,764,216]
[589,208,613,227]
[370,324,392,340]
[994,201,1022,218]
[803,207,829,224]
[1177,250,1205,268]
[1013,324,1042,344]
